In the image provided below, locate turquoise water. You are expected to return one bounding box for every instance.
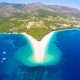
[0,34,33,73]
[0,29,80,80]
[45,32,61,66]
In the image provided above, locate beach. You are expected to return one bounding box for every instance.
[21,31,56,64]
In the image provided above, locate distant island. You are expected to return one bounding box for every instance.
[0,2,80,40]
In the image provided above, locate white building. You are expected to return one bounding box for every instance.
[74,24,80,28]
[61,24,70,28]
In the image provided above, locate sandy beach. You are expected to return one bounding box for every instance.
[22,31,56,63]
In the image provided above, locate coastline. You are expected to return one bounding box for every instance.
[21,31,56,63]
[0,29,79,66]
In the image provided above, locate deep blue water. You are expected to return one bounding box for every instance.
[56,30,80,80]
[0,30,80,80]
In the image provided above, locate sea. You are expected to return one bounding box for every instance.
[0,29,80,80]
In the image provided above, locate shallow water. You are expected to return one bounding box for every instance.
[0,29,80,80]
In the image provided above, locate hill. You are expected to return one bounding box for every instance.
[0,2,80,40]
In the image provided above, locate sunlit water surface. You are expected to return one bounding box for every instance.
[0,29,80,80]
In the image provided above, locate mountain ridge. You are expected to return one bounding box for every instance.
[0,2,80,18]
[0,2,80,40]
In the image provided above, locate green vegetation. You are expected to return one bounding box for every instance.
[0,5,80,41]
[0,15,80,40]
[26,28,52,41]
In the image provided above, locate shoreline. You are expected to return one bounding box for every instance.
[0,28,80,34]
[0,29,78,66]
[21,31,56,63]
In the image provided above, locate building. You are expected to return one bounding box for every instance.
[74,24,80,28]
[61,24,70,28]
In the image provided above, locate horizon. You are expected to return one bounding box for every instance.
[0,0,80,10]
